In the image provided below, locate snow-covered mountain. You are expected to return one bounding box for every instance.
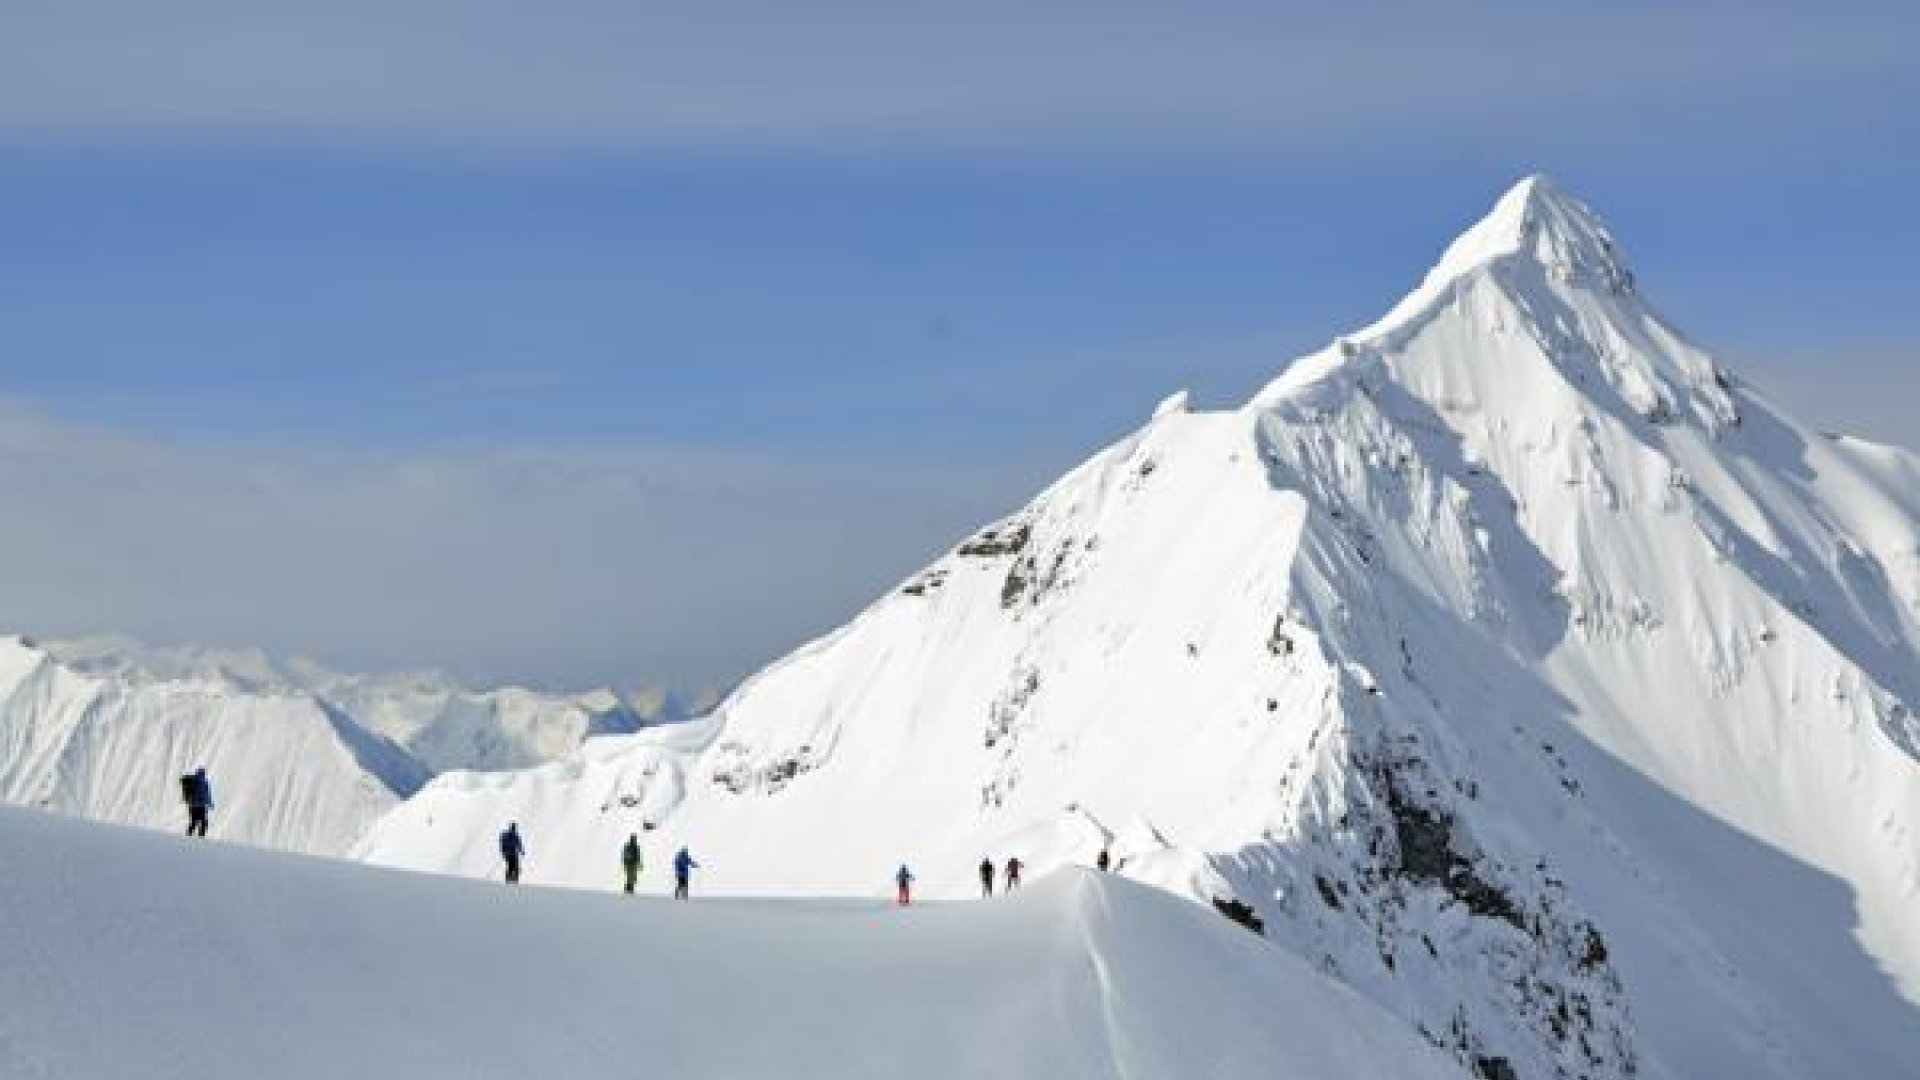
[0,633,663,853]
[359,177,1920,1079]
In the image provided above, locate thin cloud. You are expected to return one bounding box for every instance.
[0,2,1911,153]
[1737,347,1920,450]
[0,398,1048,690]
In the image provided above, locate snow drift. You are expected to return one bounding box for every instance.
[0,806,1459,1080]
[359,176,1920,1077]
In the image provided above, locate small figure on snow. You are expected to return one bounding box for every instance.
[1096,847,1111,873]
[500,823,526,884]
[180,767,213,838]
[1004,857,1023,890]
[979,857,996,897]
[673,846,699,899]
[896,864,915,906]
[621,833,643,895]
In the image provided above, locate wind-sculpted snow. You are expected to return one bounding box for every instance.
[360,177,1920,1078]
[0,635,651,853]
[0,807,1461,1080]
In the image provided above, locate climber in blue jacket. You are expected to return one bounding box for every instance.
[673,846,699,899]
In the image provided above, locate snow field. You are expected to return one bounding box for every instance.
[0,806,1460,1080]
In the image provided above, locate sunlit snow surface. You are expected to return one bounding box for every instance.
[0,806,1458,1080]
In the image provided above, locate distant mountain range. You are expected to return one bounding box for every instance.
[0,631,712,853]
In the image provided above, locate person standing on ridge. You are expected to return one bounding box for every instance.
[896,864,915,906]
[673,846,699,899]
[500,823,526,884]
[1096,847,1111,873]
[1004,857,1023,890]
[979,857,995,897]
[180,767,213,838]
[621,833,644,895]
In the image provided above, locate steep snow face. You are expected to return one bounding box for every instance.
[362,410,1328,887]
[1235,177,1920,1078]
[0,636,650,853]
[360,177,1920,1079]
[0,807,1463,1080]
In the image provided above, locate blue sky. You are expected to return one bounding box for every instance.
[0,1,1915,690]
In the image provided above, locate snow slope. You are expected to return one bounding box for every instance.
[0,806,1461,1080]
[0,634,650,853]
[360,177,1920,1079]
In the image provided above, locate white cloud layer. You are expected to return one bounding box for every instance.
[1,1,1911,152]
[0,399,1047,690]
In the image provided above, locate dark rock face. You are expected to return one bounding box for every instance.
[1239,726,1639,1080]
[1476,1056,1521,1080]
[1379,771,1525,930]
[958,523,1032,559]
[1212,896,1266,936]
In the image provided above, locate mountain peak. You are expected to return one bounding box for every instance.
[1250,177,1665,409]
[1423,174,1635,295]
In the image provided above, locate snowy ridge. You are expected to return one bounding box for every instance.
[0,634,660,853]
[359,177,1920,1079]
[0,805,1461,1080]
